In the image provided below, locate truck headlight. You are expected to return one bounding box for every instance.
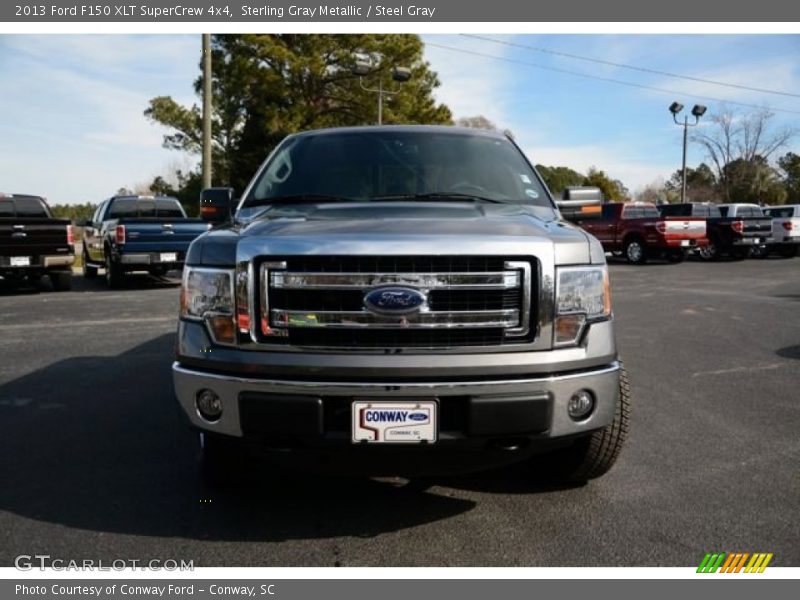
[180,266,236,345]
[554,266,611,347]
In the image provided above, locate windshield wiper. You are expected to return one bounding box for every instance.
[370,193,509,204]
[247,194,357,207]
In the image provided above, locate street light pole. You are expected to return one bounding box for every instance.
[681,115,688,203]
[353,62,411,125]
[669,102,706,203]
[201,34,212,189]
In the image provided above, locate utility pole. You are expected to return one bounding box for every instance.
[202,33,212,189]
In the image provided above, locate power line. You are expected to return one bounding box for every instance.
[462,34,800,100]
[424,42,800,116]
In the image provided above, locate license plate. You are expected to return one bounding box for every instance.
[10,256,30,267]
[681,240,691,247]
[160,252,177,263]
[352,401,437,444]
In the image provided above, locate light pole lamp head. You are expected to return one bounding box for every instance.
[691,104,707,118]
[392,66,412,83]
[669,101,684,115]
[352,60,372,77]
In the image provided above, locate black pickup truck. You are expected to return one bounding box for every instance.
[0,193,74,291]
[657,202,772,260]
[81,195,208,288]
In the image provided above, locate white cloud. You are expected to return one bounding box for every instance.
[0,35,199,204]
[422,35,518,129]
[524,143,674,193]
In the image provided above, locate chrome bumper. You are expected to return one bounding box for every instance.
[173,361,620,440]
[42,255,75,268]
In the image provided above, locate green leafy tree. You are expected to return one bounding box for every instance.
[665,162,718,202]
[724,157,787,205]
[777,152,800,202]
[582,167,627,201]
[535,165,585,197]
[49,202,97,223]
[145,34,452,194]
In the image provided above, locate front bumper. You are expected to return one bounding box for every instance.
[173,361,620,445]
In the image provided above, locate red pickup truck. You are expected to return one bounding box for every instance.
[577,202,708,264]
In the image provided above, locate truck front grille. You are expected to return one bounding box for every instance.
[256,256,534,349]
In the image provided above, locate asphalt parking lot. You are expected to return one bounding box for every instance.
[0,258,798,567]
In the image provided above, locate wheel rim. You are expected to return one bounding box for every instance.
[627,242,643,262]
[699,243,716,259]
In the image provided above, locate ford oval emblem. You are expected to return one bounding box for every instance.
[364,286,427,316]
[408,412,428,422]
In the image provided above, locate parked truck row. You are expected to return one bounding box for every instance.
[565,198,797,264]
[0,193,209,291]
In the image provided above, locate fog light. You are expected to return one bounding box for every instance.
[196,389,222,422]
[568,389,595,421]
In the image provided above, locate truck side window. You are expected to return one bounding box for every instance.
[0,200,14,217]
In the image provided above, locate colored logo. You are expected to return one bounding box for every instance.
[364,286,426,315]
[697,552,773,573]
[408,412,428,422]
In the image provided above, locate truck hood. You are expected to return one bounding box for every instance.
[190,201,603,267]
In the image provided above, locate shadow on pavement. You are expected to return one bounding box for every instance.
[0,333,476,548]
[0,273,180,296]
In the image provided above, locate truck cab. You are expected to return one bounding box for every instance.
[172,125,631,485]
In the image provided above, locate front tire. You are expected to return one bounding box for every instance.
[624,238,647,264]
[536,362,631,483]
[698,239,719,261]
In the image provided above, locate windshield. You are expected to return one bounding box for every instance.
[0,196,50,218]
[243,130,551,207]
[107,198,186,219]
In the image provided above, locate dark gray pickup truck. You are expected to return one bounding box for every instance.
[0,193,74,291]
[172,125,630,485]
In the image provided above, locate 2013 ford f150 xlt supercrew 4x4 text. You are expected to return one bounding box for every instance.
[172,126,630,484]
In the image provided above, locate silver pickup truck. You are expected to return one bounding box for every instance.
[172,125,629,484]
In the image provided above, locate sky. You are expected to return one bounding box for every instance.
[1,34,798,204]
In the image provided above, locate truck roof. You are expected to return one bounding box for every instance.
[288,124,509,140]
[0,192,46,202]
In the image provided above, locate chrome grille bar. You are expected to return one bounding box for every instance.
[270,271,521,290]
[270,309,520,329]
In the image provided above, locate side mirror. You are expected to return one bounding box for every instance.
[557,186,603,221]
[200,187,235,223]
